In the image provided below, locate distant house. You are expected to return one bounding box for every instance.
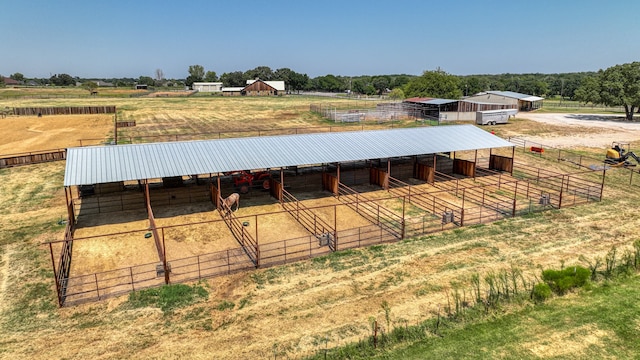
[465,91,543,111]
[221,79,286,97]
[2,77,20,86]
[221,87,244,96]
[246,80,285,94]
[193,82,223,92]
[134,84,148,90]
[95,80,114,87]
[243,79,285,96]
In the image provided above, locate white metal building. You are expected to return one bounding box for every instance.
[465,91,544,111]
[193,82,223,92]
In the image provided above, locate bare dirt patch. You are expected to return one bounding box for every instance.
[511,113,640,148]
[0,114,113,154]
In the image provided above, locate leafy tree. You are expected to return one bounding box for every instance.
[0,76,5,87]
[404,69,462,99]
[460,76,489,96]
[244,66,273,81]
[390,75,412,89]
[10,72,24,82]
[185,65,205,88]
[204,71,218,82]
[188,65,205,80]
[574,76,601,104]
[388,88,405,100]
[49,73,75,86]
[372,76,390,95]
[287,71,309,93]
[316,74,345,92]
[351,79,366,94]
[364,84,376,96]
[83,81,98,94]
[138,76,155,86]
[220,71,246,87]
[575,62,640,120]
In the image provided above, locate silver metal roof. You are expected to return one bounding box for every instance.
[417,98,458,105]
[64,125,514,186]
[485,91,544,101]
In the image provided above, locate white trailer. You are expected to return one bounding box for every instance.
[476,109,518,125]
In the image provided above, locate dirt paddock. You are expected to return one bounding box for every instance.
[68,187,380,278]
[0,114,114,154]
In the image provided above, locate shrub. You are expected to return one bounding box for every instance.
[532,282,551,303]
[542,265,590,295]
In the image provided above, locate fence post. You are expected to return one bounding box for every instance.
[130,267,135,291]
[163,228,169,285]
[95,274,100,299]
[558,176,564,209]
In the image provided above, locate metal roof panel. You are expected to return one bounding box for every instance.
[64,125,514,186]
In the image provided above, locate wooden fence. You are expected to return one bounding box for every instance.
[0,149,66,169]
[12,106,116,116]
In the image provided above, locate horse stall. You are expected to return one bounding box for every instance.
[65,216,165,304]
[56,126,526,305]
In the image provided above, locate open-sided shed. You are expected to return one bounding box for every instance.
[55,126,521,305]
[50,125,608,306]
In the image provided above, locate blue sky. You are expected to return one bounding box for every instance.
[1,0,639,79]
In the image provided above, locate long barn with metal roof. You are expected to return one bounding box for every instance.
[64,125,514,187]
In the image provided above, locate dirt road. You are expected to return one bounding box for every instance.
[516,113,640,148]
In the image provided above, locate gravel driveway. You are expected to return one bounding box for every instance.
[516,113,640,148]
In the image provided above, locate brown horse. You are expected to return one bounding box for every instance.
[222,193,240,215]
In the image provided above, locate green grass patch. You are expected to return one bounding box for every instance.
[125,283,208,314]
[305,274,640,359]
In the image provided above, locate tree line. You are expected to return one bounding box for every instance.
[3,62,639,119]
[0,67,596,99]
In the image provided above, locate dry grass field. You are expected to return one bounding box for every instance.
[1,94,640,359]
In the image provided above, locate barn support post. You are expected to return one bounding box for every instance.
[473,150,478,179]
[216,174,221,209]
[511,146,515,175]
[412,156,417,177]
[65,187,75,226]
[336,163,341,199]
[432,154,437,184]
[280,168,284,188]
[386,159,391,190]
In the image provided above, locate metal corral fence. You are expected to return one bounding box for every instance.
[310,102,425,123]
[52,161,606,306]
[54,210,404,306]
[12,106,116,116]
[509,137,640,186]
[542,101,626,112]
